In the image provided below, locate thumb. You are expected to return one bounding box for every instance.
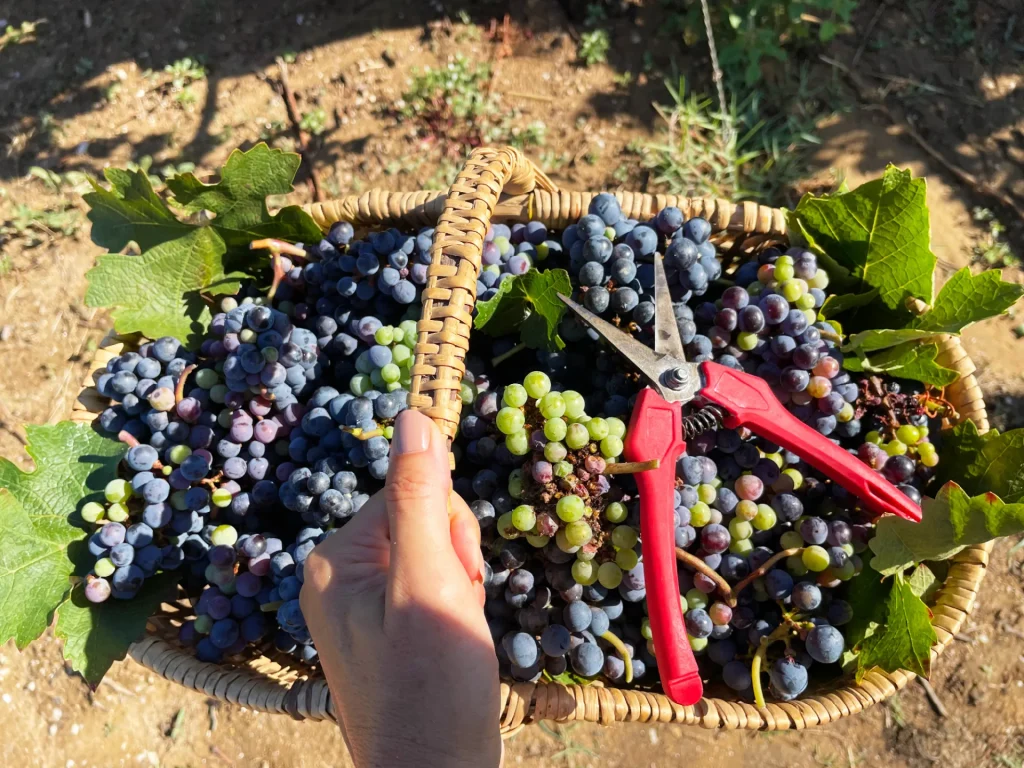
[384,410,463,600]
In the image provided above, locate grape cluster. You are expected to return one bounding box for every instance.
[478,222,563,299]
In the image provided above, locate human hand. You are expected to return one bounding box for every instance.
[301,409,502,768]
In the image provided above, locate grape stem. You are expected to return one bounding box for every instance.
[600,630,634,684]
[117,430,164,470]
[491,342,526,367]
[751,622,795,709]
[342,426,384,440]
[260,600,284,613]
[174,364,197,404]
[675,547,732,602]
[728,548,804,606]
[250,239,309,301]
[604,459,660,475]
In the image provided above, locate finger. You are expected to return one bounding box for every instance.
[384,410,463,596]
[449,493,485,584]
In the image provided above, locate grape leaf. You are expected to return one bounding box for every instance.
[820,289,879,319]
[55,574,177,687]
[0,423,124,649]
[907,563,940,603]
[869,482,1024,575]
[543,670,593,686]
[791,165,936,310]
[856,573,936,681]
[845,328,937,353]
[85,228,230,348]
[474,269,572,351]
[935,420,1024,503]
[909,267,1024,334]
[844,341,959,387]
[84,169,191,253]
[165,143,322,252]
[843,569,892,650]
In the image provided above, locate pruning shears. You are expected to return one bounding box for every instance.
[558,257,921,706]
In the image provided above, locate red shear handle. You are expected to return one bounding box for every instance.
[624,388,703,706]
[698,362,922,523]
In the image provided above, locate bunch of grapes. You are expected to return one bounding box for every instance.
[478,222,563,299]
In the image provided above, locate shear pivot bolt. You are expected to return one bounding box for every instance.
[665,366,689,390]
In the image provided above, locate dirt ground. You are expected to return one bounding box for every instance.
[1,1,1023,766]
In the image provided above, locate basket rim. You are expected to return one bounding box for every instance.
[71,181,991,732]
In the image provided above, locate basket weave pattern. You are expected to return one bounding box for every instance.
[71,147,991,732]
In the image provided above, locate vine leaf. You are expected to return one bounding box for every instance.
[843,569,892,651]
[844,341,959,387]
[165,143,322,253]
[0,423,124,650]
[856,573,936,681]
[935,420,1024,503]
[909,267,1024,335]
[474,268,572,351]
[85,228,233,348]
[84,168,191,253]
[869,482,1024,576]
[55,574,178,687]
[791,165,935,311]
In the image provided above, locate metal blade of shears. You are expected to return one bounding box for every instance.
[653,255,686,362]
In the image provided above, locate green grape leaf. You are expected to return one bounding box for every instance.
[856,573,936,681]
[935,420,1024,503]
[85,228,228,348]
[907,563,940,603]
[843,569,892,650]
[909,267,1024,334]
[55,574,178,687]
[869,482,1024,575]
[0,423,125,649]
[474,269,572,351]
[84,169,192,253]
[542,670,594,686]
[165,143,322,252]
[820,289,879,319]
[791,165,936,311]
[844,341,959,387]
[845,328,937,353]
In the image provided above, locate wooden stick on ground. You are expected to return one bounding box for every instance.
[916,677,949,718]
[275,57,324,203]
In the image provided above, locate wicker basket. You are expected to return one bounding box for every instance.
[72,146,993,734]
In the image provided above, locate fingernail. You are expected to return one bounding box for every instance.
[392,410,431,456]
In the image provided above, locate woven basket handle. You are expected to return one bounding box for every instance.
[407,147,557,460]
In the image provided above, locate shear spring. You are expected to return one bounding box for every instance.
[682,405,724,439]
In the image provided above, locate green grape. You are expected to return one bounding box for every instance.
[884,440,908,456]
[919,425,930,439]
[572,545,593,563]
[505,430,530,456]
[787,555,809,576]
[535,242,549,261]
[611,525,638,549]
[350,373,372,396]
[217,410,233,429]
[497,512,518,540]
[209,384,228,404]
[94,557,116,578]
[918,444,939,467]
[775,255,794,268]
[523,371,551,399]
[565,423,590,450]
[729,538,754,556]
[781,279,805,302]
[686,589,709,611]
[239,328,256,344]
[392,344,412,367]
[170,490,189,511]
[106,502,129,523]
[555,529,579,554]
[641,617,653,640]
[386,381,402,393]
[752,504,777,531]
[211,487,233,508]
[688,635,709,652]
[802,545,831,572]
[391,326,405,344]
[763,452,782,469]
[539,392,566,419]
[502,384,528,408]
[194,614,214,634]
[565,520,593,547]
[496,407,526,435]
[604,501,627,523]
[460,380,476,404]
[809,269,829,289]
[556,494,585,522]
[737,332,759,351]
[690,502,712,527]
[381,364,401,384]
[399,320,418,347]
[370,369,386,389]
[697,483,717,504]
[836,402,855,423]
[554,461,573,478]
[211,525,238,547]
[525,534,550,548]
[734,500,758,521]
[748,282,764,296]
[195,368,219,389]
[400,371,413,387]
[605,417,626,438]
[81,501,105,524]
[571,559,598,585]
[600,436,623,459]
[598,562,623,589]
[729,518,753,540]
[780,468,803,491]
[374,325,395,346]
[544,440,568,463]
[586,418,609,440]
[544,418,567,442]
[511,504,537,532]
[562,390,586,420]
[492,236,510,253]
[896,424,921,445]
[105,479,131,503]
[780,531,804,550]
[615,548,639,571]
[773,262,795,281]
[508,469,524,498]
[796,292,816,310]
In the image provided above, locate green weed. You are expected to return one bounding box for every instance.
[578,28,611,67]
[299,108,328,136]
[1,203,80,247]
[26,166,94,195]
[972,207,1020,269]
[164,57,206,88]
[0,19,44,51]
